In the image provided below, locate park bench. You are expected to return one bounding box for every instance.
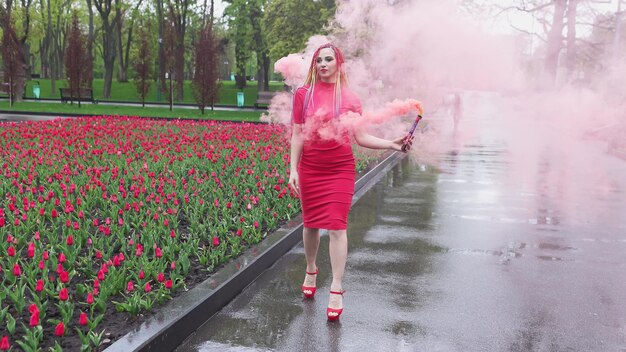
[60,87,95,104]
[255,91,277,108]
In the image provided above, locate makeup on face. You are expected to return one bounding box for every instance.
[316,48,338,82]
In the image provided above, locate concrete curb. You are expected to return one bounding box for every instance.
[104,152,405,352]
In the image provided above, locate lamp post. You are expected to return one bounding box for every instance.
[157,37,163,102]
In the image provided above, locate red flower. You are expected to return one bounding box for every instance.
[66,235,74,245]
[96,250,102,259]
[144,282,152,292]
[60,271,69,283]
[139,270,145,279]
[79,312,89,326]
[157,272,165,282]
[51,209,58,218]
[165,279,173,289]
[0,218,4,228]
[59,288,69,301]
[170,230,176,238]
[236,229,242,237]
[155,247,162,258]
[29,311,39,327]
[58,252,66,263]
[97,270,105,281]
[7,246,15,257]
[253,221,259,229]
[212,236,220,247]
[29,304,39,315]
[170,261,176,270]
[226,202,232,209]
[35,279,44,292]
[12,263,21,276]
[86,293,94,304]
[163,218,169,227]
[113,255,122,267]
[127,281,135,291]
[43,251,49,260]
[27,243,35,258]
[1,336,10,350]
[54,322,65,336]
[38,260,45,270]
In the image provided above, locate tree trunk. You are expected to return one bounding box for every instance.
[47,0,56,92]
[545,0,566,86]
[565,0,577,81]
[87,0,94,85]
[102,20,116,97]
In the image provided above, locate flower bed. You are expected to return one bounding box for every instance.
[0,116,383,351]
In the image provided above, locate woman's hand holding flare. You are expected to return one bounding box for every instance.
[392,135,414,152]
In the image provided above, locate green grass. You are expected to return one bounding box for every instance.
[0,101,264,121]
[23,79,286,106]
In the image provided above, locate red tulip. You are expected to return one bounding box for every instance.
[157,272,165,282]
[212,236,220,246]
[43,250,49,260]
[165,279,173,289]
[34,231,40,240]
[144,282,152,292]
[29,304,39,315]
[170,261,176,270]
[170,230,176,238]
[60,271,69,283]
[155,247,162,258]
[12,263,21,276]
[138,270,145,279]
[86,293,94,304]
[51,209,58,218]
[59,288,68,301]
[38,260,45,270]
[7,246,15,257]
[236,229,242,237]
[0,218,4,228]
[35,279,44,292]
[253,221,259,229]
[1,335,10,350]
[29,311,39,327]
[79,312,89,326]
[127,281,135,291]
[66,235,74,245]
[95,250,102,259]
[58,252,66,263]
[163,218,169,226]
[54,322,65,336]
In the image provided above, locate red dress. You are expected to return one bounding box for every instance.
[292,81,362,230]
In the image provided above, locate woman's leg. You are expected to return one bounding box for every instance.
[328,229,348,309]
[302,227,320,288]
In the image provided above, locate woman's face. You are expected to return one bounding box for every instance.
[316,48,338,82]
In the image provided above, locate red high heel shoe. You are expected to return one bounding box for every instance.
[301,268,318,299]
[327,290,345,321]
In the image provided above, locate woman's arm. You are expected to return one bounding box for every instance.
[288,124,304,196]
[354,127,412,152]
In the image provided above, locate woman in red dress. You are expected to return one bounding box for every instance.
[288,43,412,321]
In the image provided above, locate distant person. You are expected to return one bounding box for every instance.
[451,92,463,130]
[288,43,413,321]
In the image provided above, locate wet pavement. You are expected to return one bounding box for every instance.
[177,92,626,352]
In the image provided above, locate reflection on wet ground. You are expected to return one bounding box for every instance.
[178,92,626,352]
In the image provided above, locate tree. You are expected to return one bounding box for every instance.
[1,13,26,106]
[133,24,153,107]
[65,12,91,107]
[94,0,121,98]
[165,0,192,101]
[262,0,336,60]
[192,24,219,114]
[224,0,254,89]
